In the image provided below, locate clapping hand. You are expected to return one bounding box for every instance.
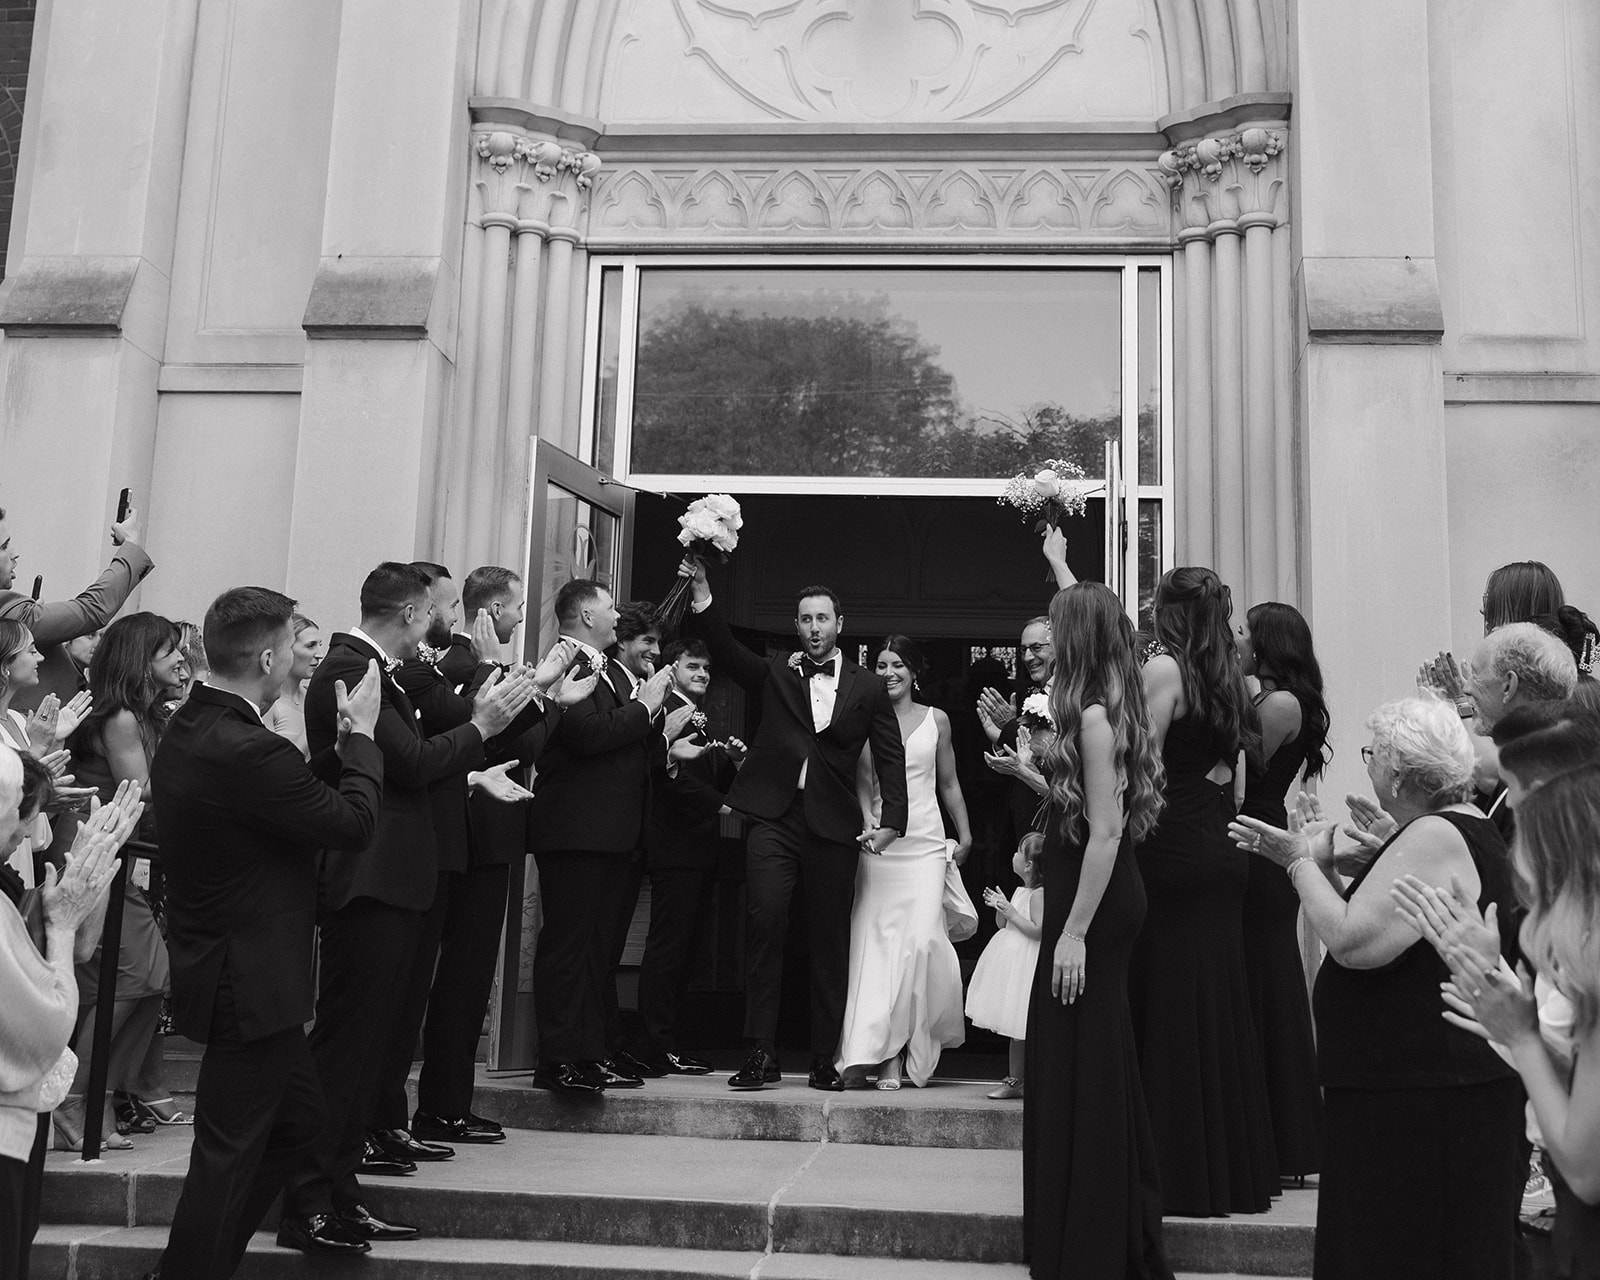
[1440,948,1538,1050]
[43,780,145,932]
[1417,651,1466,702]
[470,668,539,739]
[1391,873,1501,964]
[976,687,1015,743]
[469,760,534,804]
[55,691,92,744]
[662,702,696,743]
[983,743,1025,779]
[25,694,60,755]
[532,640,576,691]
[550,670,600,707]
[35,748,72,781]
[334,660,382,753]
[635,667,674,715]
[469,608,502,664]
[669,736,712,764]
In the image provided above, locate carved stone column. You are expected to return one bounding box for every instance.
[1161,118,1292,607]
[454,122,600,569]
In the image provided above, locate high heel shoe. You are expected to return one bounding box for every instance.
[875,1054,903,1091]
[114,1093,157,1135]
[131,1096,193,1126]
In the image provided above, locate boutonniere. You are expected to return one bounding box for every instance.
[417,643,444,667]
[689,709,709,738]
[586,651,608,677]
[384,656,402,676]
[787,652,803,673]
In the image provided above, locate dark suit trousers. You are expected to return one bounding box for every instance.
[532,849,634,1064]
[372,872,451,1130]
[744,795,860,1057]
[637,865,715,1056]
[283,898,420,1219]
[161,981,324,1280]
[602,849,645,1054]
[418,862,510,1118]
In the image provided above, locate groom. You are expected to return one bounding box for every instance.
[681,559,907,1090]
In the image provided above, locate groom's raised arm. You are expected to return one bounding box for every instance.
[865,681,909,836]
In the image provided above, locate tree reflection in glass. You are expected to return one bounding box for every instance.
[626,268,1153,481]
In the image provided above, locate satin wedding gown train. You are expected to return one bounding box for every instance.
[836,708,965,1086]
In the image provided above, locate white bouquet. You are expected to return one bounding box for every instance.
[660,494,743,628]
[998,459,1090,531]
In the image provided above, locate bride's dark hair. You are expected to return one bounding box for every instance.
[1044,583,1165,843]
[1152,567,1260,762]
[877,634,925,701]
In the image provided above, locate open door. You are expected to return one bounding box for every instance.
[489,438,635,1071]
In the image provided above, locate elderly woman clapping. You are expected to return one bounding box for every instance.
[1229,697,1527,1280]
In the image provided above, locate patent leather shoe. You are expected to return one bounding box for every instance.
[611,1048,657,1079]
[808,1059,845,1092]
[276,1213,372,1255]
[370,1127,454,1162]
[412,1109,506,1144]
[531,1062,604,1096]
[357,1137,416,1177]
[338,1203,420,1241]
[728,1047,780,1090]
[594,1058,644,1089]
[664,1052,714,1075]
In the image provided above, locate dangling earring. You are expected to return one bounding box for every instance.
[1390,781,1401,799]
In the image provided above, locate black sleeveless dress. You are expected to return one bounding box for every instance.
[1312,810,1526,1280]
[1128,714,1278,1215]
[1239,697,1321,1177]
[1024,804,1172,1280]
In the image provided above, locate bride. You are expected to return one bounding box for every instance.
[837,635,973,1089]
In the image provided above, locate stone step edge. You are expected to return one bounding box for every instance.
[41,1163,1315,1275]
[33,1224,1306,1280]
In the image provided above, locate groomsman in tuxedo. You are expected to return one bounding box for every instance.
[366,563,570,1163]
[635,639,744,1076]
[526,580,674,1094]
[153,587,385,1273]
[414,564,570,1140]
[681,560,907,1091]
[279,563,535,1253]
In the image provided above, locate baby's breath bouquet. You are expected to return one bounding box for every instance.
[998,459,1090,532]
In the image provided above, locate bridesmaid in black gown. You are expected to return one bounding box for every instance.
[1129,568,1278,1217]
[1023,583,1172,1280]
[1236,601,1329,1181]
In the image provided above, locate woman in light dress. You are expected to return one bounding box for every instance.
[837,635,973,1089]
[264,614,322,758]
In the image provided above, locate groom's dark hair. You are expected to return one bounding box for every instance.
[795,585,842,615]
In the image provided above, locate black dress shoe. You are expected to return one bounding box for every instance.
[665,1052,714,1075]
[728,1047,779,1090]
[594,1058,645,1089]
[611,1048,657,1079]
[808,1059,844,1092]
[276,1213,372,1254]
[412,1110,507,1144]
[358,1137,417,1176]
[531,1062,604,1095]
[338,1203,420,1241]
[371,1127,454,1162]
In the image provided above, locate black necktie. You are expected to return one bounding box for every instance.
[800,658,833,681]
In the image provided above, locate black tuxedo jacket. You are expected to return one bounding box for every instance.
[527,648,659,855]
[649,690,737,872]
[306,633,485,912]
[395,646,557,875]
[439,639,526,869]
[151,684,384,1043]
[685,601,908,844]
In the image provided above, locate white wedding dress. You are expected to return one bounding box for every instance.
[835,708,966,1086]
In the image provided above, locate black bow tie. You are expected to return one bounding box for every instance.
[800,658,834,681]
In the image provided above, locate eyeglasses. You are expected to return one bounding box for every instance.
[1021,644,1051,657]
[1361,746,1376,763]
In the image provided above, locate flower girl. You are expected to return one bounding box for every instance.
[966,832,1045,1100]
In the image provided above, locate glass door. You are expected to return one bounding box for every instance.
[490,439,634,1071]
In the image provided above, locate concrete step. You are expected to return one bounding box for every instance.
[39,1127,1315,1275]
[467,1072,1024,1149]
[33,1224,1302,1280]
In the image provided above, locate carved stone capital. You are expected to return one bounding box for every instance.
[1159,125,1287,237]
[472,130,602,234]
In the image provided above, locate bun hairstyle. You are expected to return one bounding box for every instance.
[1044,582,1166,844]
[1530,604,1598,680]
[1483,560,1565,633]
[1246,601,1331,778]
[1152,567,1261,761]
[878,634,926,696]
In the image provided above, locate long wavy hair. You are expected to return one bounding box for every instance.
[1483,561,1565,633]
[1152,567,1260,762]
[1512,763,1600,1035]
[1043,583,1166,844]
[70,612,181,763]
[1246,601,1331,778]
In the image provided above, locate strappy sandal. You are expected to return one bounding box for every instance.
[114,1094,157,1134]
[52,1114,132,1151]
[876,1054,903,1091]
[131,1096,193,1126]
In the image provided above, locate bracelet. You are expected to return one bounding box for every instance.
[1286,856,1315,883]
[1062,929,1086,943]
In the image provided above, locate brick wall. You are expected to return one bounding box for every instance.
[0,2,35,280]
